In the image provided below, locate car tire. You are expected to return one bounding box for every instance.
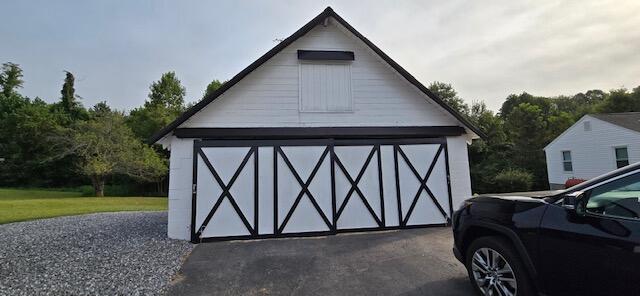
[465,236,535,296]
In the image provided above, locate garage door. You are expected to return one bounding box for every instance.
[191,138,452,242]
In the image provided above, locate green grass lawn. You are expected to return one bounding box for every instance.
[0,188,167,224]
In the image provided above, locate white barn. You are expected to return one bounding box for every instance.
[544,112,640,189]
[152,7,483,242]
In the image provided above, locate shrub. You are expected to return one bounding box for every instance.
[493,169,534,193]
[564,178,586,189]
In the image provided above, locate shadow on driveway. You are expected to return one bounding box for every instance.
[168,227,473,296]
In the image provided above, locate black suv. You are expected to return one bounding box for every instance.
[453,163,640,296]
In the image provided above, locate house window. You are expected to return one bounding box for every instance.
[562,151,573,172]
[299,63,352,112]
[615,147,629,168]
[583,121,591,131]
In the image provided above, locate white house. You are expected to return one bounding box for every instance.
[544,112,640,189]
[152,7,483,242]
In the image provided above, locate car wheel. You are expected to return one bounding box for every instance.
[465,236,534,296]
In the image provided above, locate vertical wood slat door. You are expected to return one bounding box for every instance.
[191,139,452,242]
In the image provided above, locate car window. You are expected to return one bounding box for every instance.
[585,173,640,220]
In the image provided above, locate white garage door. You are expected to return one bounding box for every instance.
[191,138,452,242]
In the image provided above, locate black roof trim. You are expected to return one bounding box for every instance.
[149,7,485,144]
[298,50,354,61]
[174,126,466,140]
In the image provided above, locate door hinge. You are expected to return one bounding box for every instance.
[192,184,197,194]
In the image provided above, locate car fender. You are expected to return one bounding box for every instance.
[462,220,538,278]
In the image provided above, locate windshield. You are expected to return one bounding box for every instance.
[585,172,640,219]
[549,162,640,202]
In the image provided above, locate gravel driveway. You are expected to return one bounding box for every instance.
[0,212,193,295]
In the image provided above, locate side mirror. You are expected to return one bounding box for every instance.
[562,191,586,215]
[562,195,577,210]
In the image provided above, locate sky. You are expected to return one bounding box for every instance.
[2,0,639,112]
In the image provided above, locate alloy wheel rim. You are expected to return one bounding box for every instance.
[471,247,518,296]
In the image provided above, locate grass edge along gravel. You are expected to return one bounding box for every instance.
[0,188,167,224]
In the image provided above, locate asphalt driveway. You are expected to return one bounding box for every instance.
[168,227,473,296]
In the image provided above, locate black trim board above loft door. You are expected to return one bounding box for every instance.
[298,50,355,61]
[174,126,466,139]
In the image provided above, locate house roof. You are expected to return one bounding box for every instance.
[544,112,640,150]
[150,7,485,144]
[590,112,640,133]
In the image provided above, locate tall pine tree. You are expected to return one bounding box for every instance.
[57,71,86,120]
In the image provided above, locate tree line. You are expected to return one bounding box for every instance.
[0,62,223,196]
[1,61,638,196]
[428,81,640,193]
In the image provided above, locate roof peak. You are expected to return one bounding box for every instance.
[149,5,485,143]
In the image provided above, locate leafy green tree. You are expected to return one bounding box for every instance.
[203,79,224,99]
[0,62,23,97]
[433,83,640,193]
[0,63,27,119]
[467,101,512,193]
[0,63,80,186]
[633,86,640,98]
[146,71,186,112]
[553,96,590,119]
[597,88,639,113]
[504,103,549,188]
[58,107,167,196]
[546,111,574,140]
[127,105,174,140]
[91,101,112,115]
[0,97,77,186]
[428,81,469,115]
[500,92,554,118]
[574,89,606,105]
[127,72,186,140]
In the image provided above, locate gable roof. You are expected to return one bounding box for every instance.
[590,112,640,133]
[150,7,485,144]
[544,112,640,150]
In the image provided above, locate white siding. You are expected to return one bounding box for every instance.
[167,137,194,240]
[167,135,473,240]
[181,18,460,128]
[545,115,640,187]
[447,136,473,208]
[165,17,476,240]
